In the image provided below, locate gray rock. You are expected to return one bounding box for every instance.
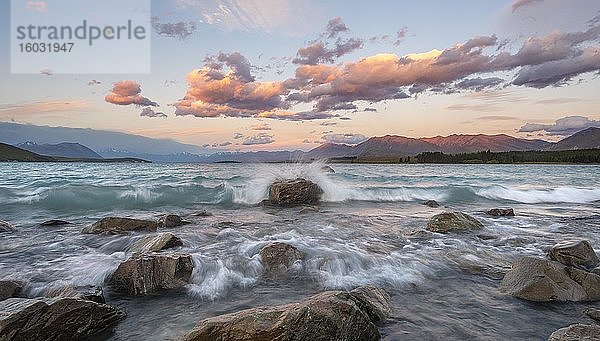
[39,220,71,227]
[82,217,157,235]
[109,253,194,295]
[183,286,389,341]
[127,232,183,253]
[45,285,105,304]
[267,178,323,206]
[486,208,515,217]
[158,214,186,228]
[585,307,600,322]
[423,200,439,208]
[349,286,392,324]
[259,242,305,274]
[548,240,600,271]
[193,209,212,217]
[0,220,14,233]
[548,323,600,341]
[0,281,23,301]
[321,165,335,173]
[0,297,125,341]
[426,212,483,233]
[299,206,319,214]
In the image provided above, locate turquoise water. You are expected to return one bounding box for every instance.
[1,162,599,340]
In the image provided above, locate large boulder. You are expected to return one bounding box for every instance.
[0,220,14,233]
[127,232,183,253]
[259,242,305,274]
[348,286,392,324]
[500,257,600,302]
[0,281,23,301]
[158,214,186,228]
[486,208,515,217]
[548,323,600,341]
[548,240,599,271]
[267,178,323,206]
[45,285,105,304]
[82,217,157,235]
[0,297,125,341]
[109,253,194,295]
[426,212,483,233]
[183,286,392,341]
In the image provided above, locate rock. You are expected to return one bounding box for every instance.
[0,220,14,233]
[585,307,600,321]
[321,165,335,173]
[486,208,515,217]
[45,285,105,304]
[82,217,157,235]
[127,232,183,253]
[0,297,125,341]
[548,240,600,271]
[500,257,600,302]
[193,209,212,217]
[349,286,392,324]
[39,220,71,227]
[299,206,319,214]
[109,253,194,295]
[548,323,600,341]
[158,214,186,228]
[183,287,388,341]
[426,212,483,233]
[267,178,323,206]
[593,267,600,276]
[0,281,23,301]
[423,200,439,208]
[259,242,305,274]
[404,229,434,240]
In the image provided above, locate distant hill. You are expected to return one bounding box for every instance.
[17,142,102,159]
[547,127,600,151]
[420,134,551,153]
[0,142,149,163]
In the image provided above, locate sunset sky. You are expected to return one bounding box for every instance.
[1,0,599,151]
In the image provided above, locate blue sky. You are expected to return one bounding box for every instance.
[1,0,599,151]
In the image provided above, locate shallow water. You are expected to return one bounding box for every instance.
[1,162,600,340]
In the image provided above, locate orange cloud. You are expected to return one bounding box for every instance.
[105,81,158,107]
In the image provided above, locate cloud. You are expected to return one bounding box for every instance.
[140,107,167,118]
[151,17,197,40]
[455,77,504,91]
[26,1,47,12]
[105,81,158,107]
[324,17,348,38]
[40,69,53,76]
[476,115,519,121]
[394,27,408,46]
[233,132,244,139]
[250,123,271,130]
[535,98,582,105]
[242,133,274,145]
[511,0,543,12]
[87,80,101,86]
[518,116,600,135]
[364,107,377,112]
[322,133,367,145]
[0,100,89,118]
[214,141,232,147]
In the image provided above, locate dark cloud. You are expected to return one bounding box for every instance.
[151,17,197,40]
[364,107,377,112]
[233,132,244,139]
[40,69,53,76]
[293,38,363,65]
[324,17,348,38]
[518,116,600,135]
[105,81,158,107]
[512,0,543,12]
[242,133,274,145]
[455,77,504,91]
[214,141,232,147]
[322,133,367,145]
[394,27,408,46]
[87,80,101,86]
[140,107,167,118]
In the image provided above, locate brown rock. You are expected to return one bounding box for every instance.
[426,212,483,233]
[259,242,305,274]
[486,208,515,217]
[585,307,600,322]
[0,220,14,233]
[0,281,23,301]
[423,200,439,208]
[109,253,194,295]
[268,178,323,206]
[548,240,600,271]
[349,286,392,324]
[158,214,186,228]
[127,232,183,253]
[548,323,600,341]
[45,285,105,304]
[82,217,157,235]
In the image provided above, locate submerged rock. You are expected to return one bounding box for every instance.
[193,209,212,217]
[548,240,599,271]
[422,200,440,208]
[82,217,157,235]
[39,219,71,227]
[158,214,186,228]
[45,285,105,304]
[267,178,323,206]
[183,286,391,341]
[426,212,483,233]
[0,297,125,341]
[548,323,600,341]
[585,307,600,321]
[0,220,14,233]
[486,208,515,217]
[0,281,23,301]
[259,242,305,274]
[321,165,335,173]
[109,253,194,295]
[127,232,183,253]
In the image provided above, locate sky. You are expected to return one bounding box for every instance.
[1,0,600,152]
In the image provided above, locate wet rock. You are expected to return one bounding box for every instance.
[299,206,319,214]
[426,212,483,233]
[0,297,125,341]
[127,232,183,253]
[593,267,600,276]
[447,250,511,280]
[585,307,600,321]
[548,323,600,341]
[404,229,434,240]
[158,214,186,228]
[486,208,515,217]
[267,178,323,206]
[109,253,194,295]
[321,165,335,173]
[39,219,71,227]
[548,240,600,271]
[423,200,439,208]
[46,285,105,304]
[0,220,14,233]
[183,286,388,341]
[349,286,392,324]
[500,257,600,302]
[193,209,212,217]
[82,217,157,235]
[259,242,305,274]
[0,281,23,301]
